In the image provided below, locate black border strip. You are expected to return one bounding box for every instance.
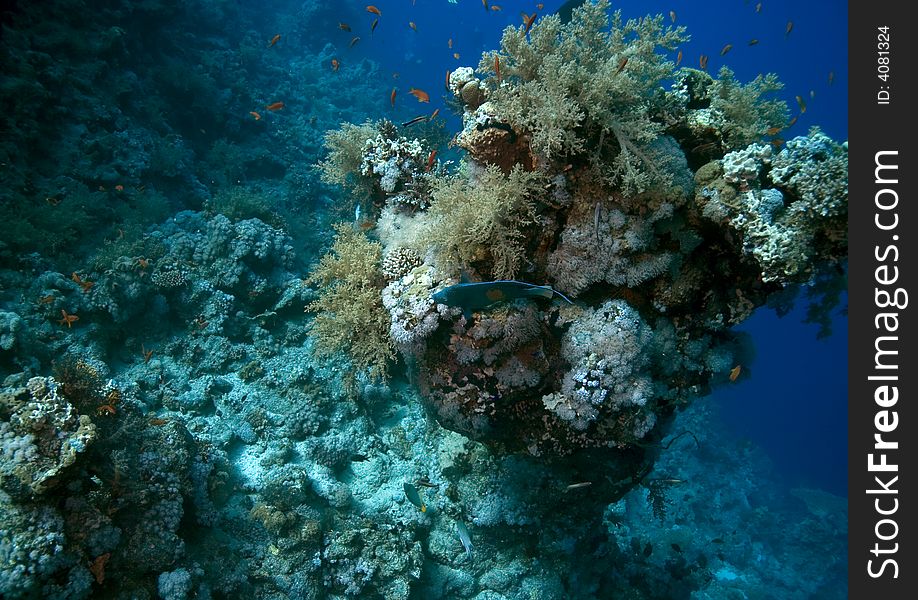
[849,0,916,595]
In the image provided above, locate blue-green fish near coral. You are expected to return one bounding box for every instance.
[403,482,427,512]
[432,280,573,313]
[456,520,473,558]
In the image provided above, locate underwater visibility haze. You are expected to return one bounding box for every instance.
[0,0,848,598]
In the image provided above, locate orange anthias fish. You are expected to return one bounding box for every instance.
[787,115,798,128]
[445,69,451,90]
[828,71,835,85]
[339,22,351,32]
[494,55,501,81]
[795,95,806,113]
[699,54,708,70]
[114,184,124,192]
[785,21,793,37]
[426,149,437,172]
[720,43,733,56]
[453,52,460,60]
[266,102,285,111]
[522,12,536,34]
[409,88,430,103]
[537,2,544,9]
[268,34,281,47]
[409,21,417,32]
[490,4,502,10]
[614,56,628,75]
[249,111,262,120]
[331,58,340,72]
[765,126,782,136]
[675,50,682,66]
[366,5,381,16]
[430,108,440,120]
[729,365,742,382]
[390,87,397,107]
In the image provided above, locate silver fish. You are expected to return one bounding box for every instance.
[456,520,473,558]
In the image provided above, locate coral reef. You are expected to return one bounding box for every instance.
[0,0,847,598]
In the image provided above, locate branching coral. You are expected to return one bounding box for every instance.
[481,0,687,194]
[709,67,789,151]
[317,121,380,202]
[421,164,545,280]
[305,224,394,389]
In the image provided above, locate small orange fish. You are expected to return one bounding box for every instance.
[770,138,784,148]
[349,36,360,48]
[39,294,55,304]
[482,0,488,10]
[430,108,440,120]
[453,52,460,60]
[366,5,381,16]
[448,38,453,49]
[787,115,798,128]
[494,54,501,81]
[729,365,741,382]
[114,184,124,192]
[445,69,451,90]
[522,12,536,34]
[827,71,834,85]
[785,21,793,37]
[58,309,79,328]
[266,101,285,111]
[339,22,351,32]
[537,2,544,8]
[676,50,682,66]
[720,43,733,56]
[390,87,397,107]
[669,10,676,24]
[755,2,762,13]
[426,149,437,172]
[795,95,806,113]
[249,111,261,120]
[331,58,340,72]
[409,21,417,32]
[765,126,782,136]
[614,56,628,75]
[409,88,430,103]
[371,18,379,33]
[149,418,169,426]
[748,38,759,46]
[268,34,281,47]
[490,4,501,10]
[71,272,94,292]
[699,54,708,70]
